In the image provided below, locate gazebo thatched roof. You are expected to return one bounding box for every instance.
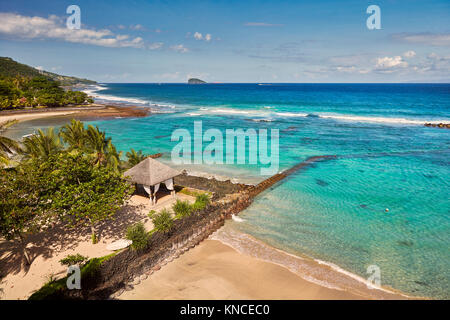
[124,157,181,186]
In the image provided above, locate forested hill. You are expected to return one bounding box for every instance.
[0,57,96,86]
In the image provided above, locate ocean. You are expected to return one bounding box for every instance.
[9,83,450,298]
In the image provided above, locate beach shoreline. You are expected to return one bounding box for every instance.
[119,239,408,300]
[0,103,150,124]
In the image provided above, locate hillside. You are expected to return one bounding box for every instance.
[0,57,96,86]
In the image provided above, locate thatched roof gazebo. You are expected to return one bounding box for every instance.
[124,157,181,205]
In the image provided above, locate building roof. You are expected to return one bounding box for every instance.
[124,157,181,186]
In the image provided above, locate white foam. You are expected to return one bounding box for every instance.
[231,215,245,222]
[82,84,152,106]
[318,113,448,125]
[201,107,448,126]
[211,226,409,298]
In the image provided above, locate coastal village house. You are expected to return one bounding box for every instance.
[124,157,181,205]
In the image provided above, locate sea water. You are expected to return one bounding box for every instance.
[9,83,449,298]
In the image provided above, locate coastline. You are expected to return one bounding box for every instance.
[119,239,405,300]
[0,90,435,300]
[0,103,150,124]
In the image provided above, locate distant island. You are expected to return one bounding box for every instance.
[188,78,206,84]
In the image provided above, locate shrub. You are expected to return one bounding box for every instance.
[148,210,156,218]
[192,193,210,211]
[152,209,174,234]
[126,222,149,251]
[172,199,192,218]
[59,253,88,266]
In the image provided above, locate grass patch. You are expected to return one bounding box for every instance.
[178,187,212,198]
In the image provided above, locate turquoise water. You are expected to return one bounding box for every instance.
[10,83,449,298]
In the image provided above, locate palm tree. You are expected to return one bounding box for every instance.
[84,125,121,170]
[23,127,61,159]
[59,119,86,150]
[126,148,147,167]
[0,120,21,165]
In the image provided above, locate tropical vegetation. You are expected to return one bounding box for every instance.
[0,120,21,165]
[126,222,150,251]
[152,209,174,234]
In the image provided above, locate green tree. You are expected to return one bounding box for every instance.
[84,125,121,171]
[0,120,21,165]
[50,153,133,243]
[125,148,147,167]
[22,127,61,159]
[59,119,86,150]
[0,157,58,264]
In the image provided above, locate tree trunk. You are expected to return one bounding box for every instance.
[90,223,97,244]
[18,233,31,265]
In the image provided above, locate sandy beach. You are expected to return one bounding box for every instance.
[119,239,365,300]
[0,104,149,125]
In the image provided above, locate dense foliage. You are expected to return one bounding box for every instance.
[125,148,148,167]
[0,76,93,110]
[0,57,95,85]
[0,121,135,262]
[0,120,21,165]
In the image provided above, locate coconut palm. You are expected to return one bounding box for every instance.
[0,120,21,165]
[126,148,147,167]
[23,127,61,159]
[84,125,121,170]
[59,119,86,150]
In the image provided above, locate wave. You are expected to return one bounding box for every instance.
[196,107,449,126]
[231,215,245,222]
[82,86,448,126]
[210,225,411,299]
[82,84,176,109]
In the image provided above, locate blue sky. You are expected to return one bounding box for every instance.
[0,0,449,82]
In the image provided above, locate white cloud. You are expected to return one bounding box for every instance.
[194,32,203,40]
[35,66,44,71]
[171,44,189,53]
[375,56,408,72]
[147,42,163,50]
[0,13,162,49]
[403,50,416,58]
[335,66,356,73]
[130,24,144,31]
[192,32,212,42]
[392,33,450,46]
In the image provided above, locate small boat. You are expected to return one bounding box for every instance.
[22,133,35,139]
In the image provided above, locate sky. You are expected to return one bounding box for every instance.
[0,0,449,83]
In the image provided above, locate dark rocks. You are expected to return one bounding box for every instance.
[424,123,450,129]
[315,179,329,187]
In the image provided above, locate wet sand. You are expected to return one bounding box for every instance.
[119,239,366,300]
